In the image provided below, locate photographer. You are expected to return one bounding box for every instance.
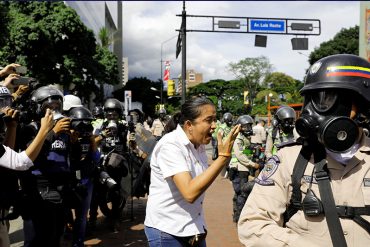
[0,85,53,247]
[68,106,100,247]
[89,98,128,232]
[20,85,72,247]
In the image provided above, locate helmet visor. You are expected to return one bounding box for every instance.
[311,90,338,113]
[41,97,62,113]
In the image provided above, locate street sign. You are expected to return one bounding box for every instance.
[124,90,132,117]
[249,19,286,33]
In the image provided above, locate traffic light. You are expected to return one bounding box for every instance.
[167,79,175,96]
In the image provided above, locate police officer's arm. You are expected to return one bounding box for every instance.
[172,125,241,203]
[265,131,273,158]
[237,149,309,247]
[0,109,53,170]
[233,138,257,169]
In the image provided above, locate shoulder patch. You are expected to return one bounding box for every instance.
[255,155,280,186]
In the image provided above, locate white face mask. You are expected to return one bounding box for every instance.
[326,143,360,165]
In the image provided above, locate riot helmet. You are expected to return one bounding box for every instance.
[63,94,82,112]
[222,112,233,126]
[0,87,13,109]
[158,108,166,120]
[295,54,370,152]
[30,85,64,119]
[236,115,254,136]
[69,106,93,136]
[273,106,296,134]
[103,98,123,120]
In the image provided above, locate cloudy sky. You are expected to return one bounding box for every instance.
[122,1,360,83]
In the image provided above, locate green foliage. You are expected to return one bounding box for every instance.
[0,2,118,101]
[309,26,359,65]
[113,77,160,117]
[228,56,273,106]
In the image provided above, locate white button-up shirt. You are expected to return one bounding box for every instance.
[0,145,33,170]
[144,125,208,237]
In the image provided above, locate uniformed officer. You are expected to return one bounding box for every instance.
[151,108,167,140]
[229,115,259,223]
[238,54,370,247]
[265,105,299,159]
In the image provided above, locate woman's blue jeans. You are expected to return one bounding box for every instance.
[144,226,206,247]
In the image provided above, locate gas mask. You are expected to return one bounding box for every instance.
[295,89,360,153]
[240,124,253,137]
[280,118,295,134]
[106,120,118,137]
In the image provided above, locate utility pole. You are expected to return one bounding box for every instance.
[181,0,186,104]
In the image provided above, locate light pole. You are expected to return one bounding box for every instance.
[160,35,178,104]
[267,93,273,126]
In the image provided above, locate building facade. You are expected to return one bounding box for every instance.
[65,1,123,98]
[186,69,203,88]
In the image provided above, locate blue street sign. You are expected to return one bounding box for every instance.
[249,19,286,33]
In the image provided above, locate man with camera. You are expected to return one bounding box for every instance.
[89,97,129,232]
[19,85,72,247]
[68,106,100,247]
[0,68,55,247]
[238,54,370,247]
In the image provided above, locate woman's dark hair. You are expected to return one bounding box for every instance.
[164,97,214,134]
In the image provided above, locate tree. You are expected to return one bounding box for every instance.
[309,26,359,65]
[0,2,118,102]
[264,72,303,103]
[113,77,160,117]
[228,56,273,108]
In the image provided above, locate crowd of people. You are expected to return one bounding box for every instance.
[0,63,167,247]
[1,53,370,247]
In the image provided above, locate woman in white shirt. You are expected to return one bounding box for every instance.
[144,97,240,247]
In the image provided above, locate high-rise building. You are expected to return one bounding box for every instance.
[65,1,123,97]
[122,57,129,85]
[186,69,203,88]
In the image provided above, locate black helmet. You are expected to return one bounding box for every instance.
[92,105,104,118]
[30,85,64,116]
[274,105,296,122]
[158,108,166,115]
[69,106,93,121]
[69,106,93,134]
[236,115,254,136]
[31,85,63,104]
[273,106,296,133]
[103,98,123,115]
[222,112,233,125]
[301,54,370,103]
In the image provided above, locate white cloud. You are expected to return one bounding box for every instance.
[123,1,360,82]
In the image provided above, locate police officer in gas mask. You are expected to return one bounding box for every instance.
[229,115,259,223]
[238,54,370,247]
[265,105,299,158]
